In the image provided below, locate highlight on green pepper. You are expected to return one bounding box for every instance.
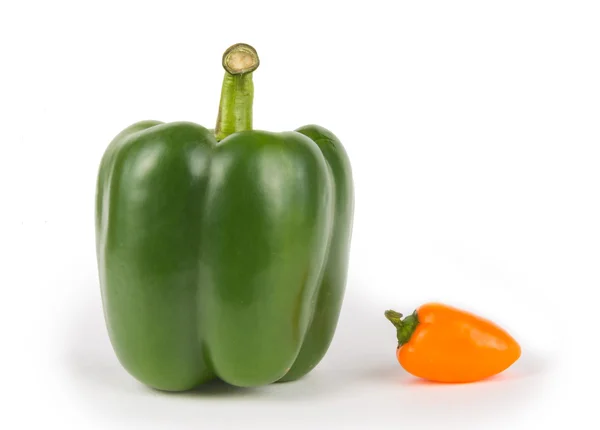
[95,43,354,390]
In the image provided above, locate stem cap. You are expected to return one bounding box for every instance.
[384,309,419,347]
[222,43,260,75]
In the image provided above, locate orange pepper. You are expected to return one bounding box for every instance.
[384,303,521,383]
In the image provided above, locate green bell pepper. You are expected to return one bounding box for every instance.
[95,43,354,390]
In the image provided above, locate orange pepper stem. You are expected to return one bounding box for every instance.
[384,309,419,347]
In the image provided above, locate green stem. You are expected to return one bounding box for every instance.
[384,309,419,347]
[214,43,260,141]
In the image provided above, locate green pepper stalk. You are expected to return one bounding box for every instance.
[214,43,260,141]
[384,309,419,347]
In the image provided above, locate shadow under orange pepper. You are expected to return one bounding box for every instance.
[385,303,521,383]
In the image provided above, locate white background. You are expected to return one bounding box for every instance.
[1,0,598,428]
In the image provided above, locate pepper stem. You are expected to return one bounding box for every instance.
[384,309,419,347]
[214,43,260,141]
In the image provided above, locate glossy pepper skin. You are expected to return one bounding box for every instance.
[95,44,353,390]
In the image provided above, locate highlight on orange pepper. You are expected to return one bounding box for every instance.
[384,303,521,383]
